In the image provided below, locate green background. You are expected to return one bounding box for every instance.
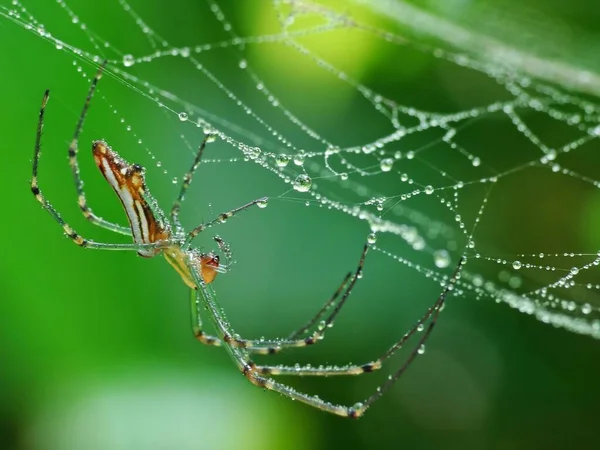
[1,1,599,449]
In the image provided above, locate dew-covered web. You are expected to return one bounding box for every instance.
[4,0,600,340]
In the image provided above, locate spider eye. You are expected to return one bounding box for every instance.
[132,163,144,173]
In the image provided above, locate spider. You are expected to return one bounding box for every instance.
[31,62,464,418]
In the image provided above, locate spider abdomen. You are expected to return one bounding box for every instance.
[92,140,170,257]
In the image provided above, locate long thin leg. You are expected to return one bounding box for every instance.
[195,254,464,418]
[183,197,269,247]
[227,244,368,355]
[195,279,353,416]
[32,90,162,253]
[170,134,212,231]
[189,288,222,346]
[189,254,351,351]
[67,61,131,236]
[254,259,459,376]
[287,272,353,340]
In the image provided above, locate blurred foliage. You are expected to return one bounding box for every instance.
[1,1,599,450]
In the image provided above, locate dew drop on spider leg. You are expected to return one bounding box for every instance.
[417,344,426,355]
[352,402,364,411]
[178,112,188,121]
[367,233,377,245]
[257,198,268,208]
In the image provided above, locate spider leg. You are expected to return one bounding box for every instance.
[183,197,268,248]
[287,272,352,340]
[189,288,222,346]
[228,244,368,355]
[196,256,464,418]
[32,90,163,253]
[195,279,358,417]
[68,61,131,236]
[254,258,464,376]
[170,134,212,231]
[192,279,356,416]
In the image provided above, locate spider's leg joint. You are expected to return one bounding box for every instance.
[242,361,256,376]
[194,329,221,346]
[243,368,271,389]
[360,361,382,373]
[348,408,363,419]
[304,335,317,346]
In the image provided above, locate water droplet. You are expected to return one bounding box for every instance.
[512,261,522,270]
[206,134,216,143]
[275,154,290,168]
[582,303,592,314]
[472,157,481,167]
[570,267,579,275]
[122,54,135,67]
[380,158,394,172]
[367,233,377,245]
[433,249,450,268]
[417,324,424,332]
[293,174,312,192]
[178,112,188,121]
[417,344,426,354]
[424,185,434,195]
[239,59,247,69]
[257,198,268,209]
[293,153,305,166]
[340,172,348,180]
[246,147,261,160]
[172,177,178,184]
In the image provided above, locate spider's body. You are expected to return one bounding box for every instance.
[93,139,220,285]
[31,62,463,418]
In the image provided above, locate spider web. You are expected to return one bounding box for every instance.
[4,0,600,342]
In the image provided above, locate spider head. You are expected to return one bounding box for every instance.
[199,252,220,284]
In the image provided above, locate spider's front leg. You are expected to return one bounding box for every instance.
[66,61,132,236]
[31,90,163,253]
[183,197,269,248]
